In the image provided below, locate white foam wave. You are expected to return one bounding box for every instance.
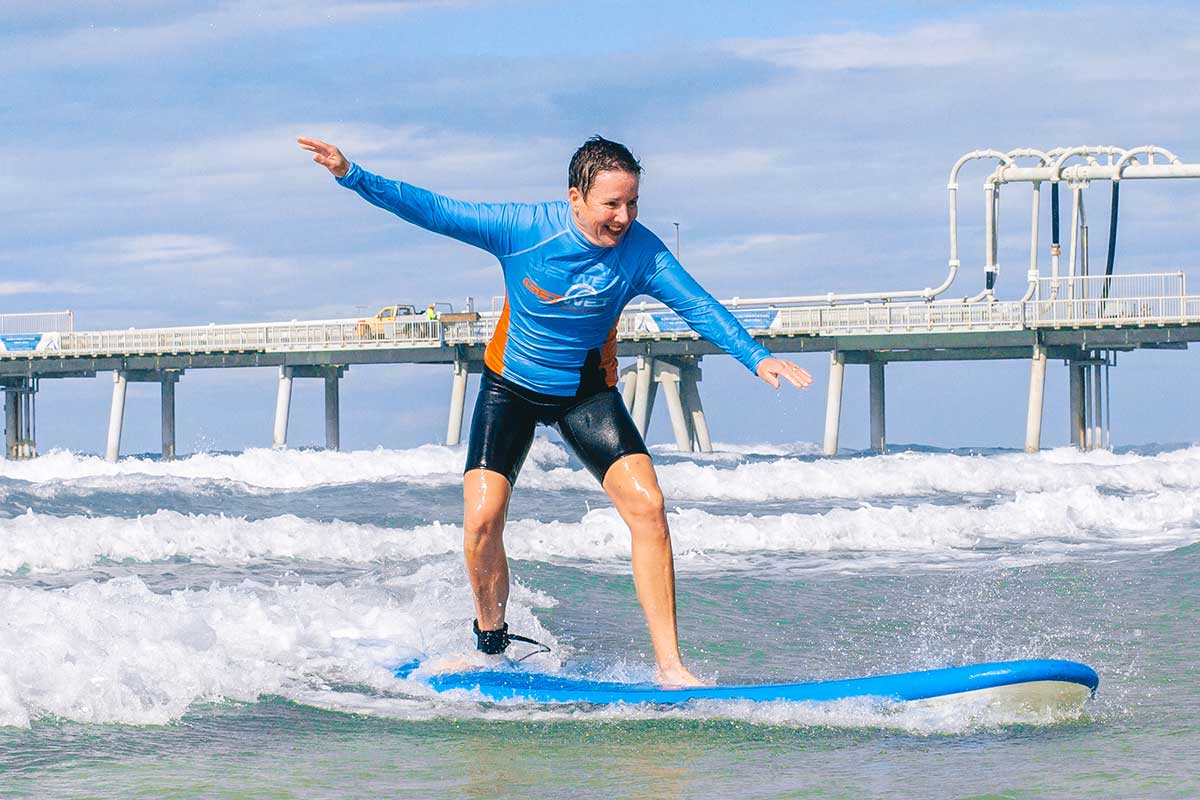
[0,569,557,727]
[650,446,1200,502]
[2,484,1195,575]
[6,443,1200,504]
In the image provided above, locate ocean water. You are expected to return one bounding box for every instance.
[0,439,1196,799]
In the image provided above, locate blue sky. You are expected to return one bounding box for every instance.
[4,1,1200,454]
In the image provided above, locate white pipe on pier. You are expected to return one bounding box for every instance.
[106,371,127,462]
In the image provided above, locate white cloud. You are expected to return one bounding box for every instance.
[726,22,992,71]
[3,0,459,68]
[688,232,825,262]
[97,234,234,266]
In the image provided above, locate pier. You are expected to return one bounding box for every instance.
[3,144,1199,460]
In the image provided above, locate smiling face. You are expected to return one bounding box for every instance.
[568,169,640,248]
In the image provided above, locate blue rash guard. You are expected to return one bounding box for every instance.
[337,162,771,397]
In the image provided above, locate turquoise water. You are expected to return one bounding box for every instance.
[0,443,1196,798]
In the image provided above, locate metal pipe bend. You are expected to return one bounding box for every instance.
[1051,146,1129,181]
[1113,145,1181,181]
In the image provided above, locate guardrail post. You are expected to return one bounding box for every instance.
[106,371,128,462]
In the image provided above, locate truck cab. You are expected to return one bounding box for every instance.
[355,304,417,338]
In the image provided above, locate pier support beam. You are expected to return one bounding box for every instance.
[106,371,128,462]
[273,365,347,450]
[1068,359,1086,449]
[617,356,710,452]
[446,360,483,446]
[106,370,184,461]
[4,388,14,459]
[1025,345,1048,453]
[3,378,37,460]
[656,361,691,452]
[631,355,657,437]
[273,367,294,449]
[679,361,712,453]
[325,371,340,451]
[823,352,845,456]
[869,362,886,453]
[160,373,179,461]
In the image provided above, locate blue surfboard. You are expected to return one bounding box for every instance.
[395,659,1098,707]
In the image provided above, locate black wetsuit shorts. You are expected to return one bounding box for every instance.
[464,368,650,486]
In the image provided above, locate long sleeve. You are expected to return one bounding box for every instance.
[639,246,771,375]
[336,162,526,256]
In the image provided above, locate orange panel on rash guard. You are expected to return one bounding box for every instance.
[485,300,511,376]
[601,324,618,387]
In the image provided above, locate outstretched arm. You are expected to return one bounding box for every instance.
[297,136,349,178]
[296,135,524,255]
[642,247,814,392]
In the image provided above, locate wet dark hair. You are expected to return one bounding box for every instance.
[568,135,642,198]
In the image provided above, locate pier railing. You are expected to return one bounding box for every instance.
[8,271,1199,359]
[1028,272,1188,327]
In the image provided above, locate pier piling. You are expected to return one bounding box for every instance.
[631,355,657,437]
[105,371,128,462]
[1069,360,1086,448]
[160,372,179,461]
[679,363,712,453]
[823,352,845,456]
[324,371,340,451]
[1025,345,1047,453]
[3,378,37,460]
[446,359,470,446]
[869,362,886,453]
[273,366,293,449]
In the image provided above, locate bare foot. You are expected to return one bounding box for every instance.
[656,665,705,687]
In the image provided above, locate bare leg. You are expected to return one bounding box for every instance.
[602,454,701,686]
[463,468,512,631]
